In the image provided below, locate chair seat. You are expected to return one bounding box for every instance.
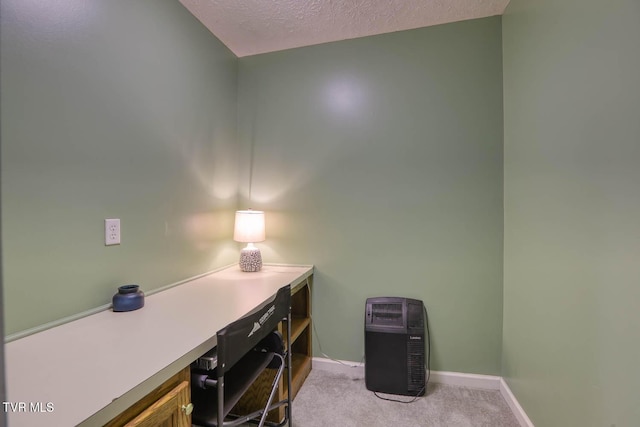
[192,350,276,427]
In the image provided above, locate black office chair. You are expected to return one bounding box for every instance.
[191,285,293,427]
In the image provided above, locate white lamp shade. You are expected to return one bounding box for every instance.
[233,210,265,243]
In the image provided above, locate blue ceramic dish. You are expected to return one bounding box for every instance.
[113,284,145,312]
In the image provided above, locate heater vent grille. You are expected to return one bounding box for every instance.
[371,303,403,326]
[407,341,425,391]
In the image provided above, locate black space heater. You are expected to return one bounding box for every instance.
[364,297,426,396]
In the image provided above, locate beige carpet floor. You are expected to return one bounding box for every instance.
[289,367,520,427]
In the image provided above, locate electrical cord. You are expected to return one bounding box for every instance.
[311,315,364,367]
[424,304,431,388]
[372,304,431,404]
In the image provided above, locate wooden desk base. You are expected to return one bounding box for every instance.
[105,367,191,427]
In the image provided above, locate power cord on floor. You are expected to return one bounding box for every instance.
[372,304,431,404]
[373,389,423,404]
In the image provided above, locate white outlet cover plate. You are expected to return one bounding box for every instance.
[105,218,121,245]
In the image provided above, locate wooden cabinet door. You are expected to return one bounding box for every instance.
[124,380,191,427]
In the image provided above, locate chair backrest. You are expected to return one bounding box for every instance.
[216,285,291,376]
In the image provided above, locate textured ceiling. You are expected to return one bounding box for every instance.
[179,0,511,57]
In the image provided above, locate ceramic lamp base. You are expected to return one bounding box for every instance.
[239,245,262,272]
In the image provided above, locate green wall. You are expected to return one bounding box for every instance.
[502,0,640,425]
[4,0,639,422]
[238,17,504,374]
[1,0,239,335]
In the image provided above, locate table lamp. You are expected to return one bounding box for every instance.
[234,210,265,272]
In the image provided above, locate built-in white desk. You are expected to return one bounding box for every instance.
[5,264,313,426]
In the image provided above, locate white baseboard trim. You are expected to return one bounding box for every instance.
[312,357,533,427]
[500,378,535,427]
[312,357,365,376]
[312,357,502,389]
[429,370,501,390]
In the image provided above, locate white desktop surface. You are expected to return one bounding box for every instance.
[5,264,313,427]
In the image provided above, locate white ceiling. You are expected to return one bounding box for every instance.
[179,0,511,58]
